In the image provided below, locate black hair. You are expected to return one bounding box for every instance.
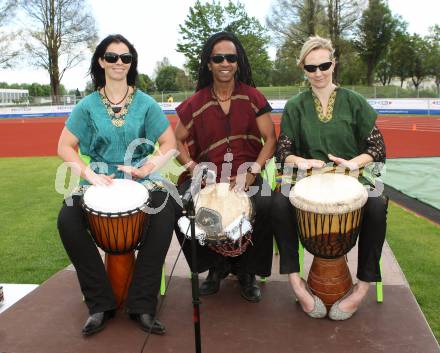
[196,31,254,91]
[89,34,138,90]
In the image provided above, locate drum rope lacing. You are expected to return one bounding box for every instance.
[82,180,192,353]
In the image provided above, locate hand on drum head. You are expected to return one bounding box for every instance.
[84,167,115,186]
[296,158,326,170]
[228,172,255,192]
[117,163,154,180]
[328,154,359,171]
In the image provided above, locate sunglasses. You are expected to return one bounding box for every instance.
[103,52,133,64]
[210,54,238,64]
[303,61,333,73]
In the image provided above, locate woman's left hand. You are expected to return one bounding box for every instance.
[117,163,154,180]
[328,154,359,171]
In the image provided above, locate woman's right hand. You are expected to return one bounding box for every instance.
[84,167,114,186]
[297,158,326,170]
[287,155,326,170]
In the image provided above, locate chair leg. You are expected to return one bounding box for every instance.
[160,266,166,296]
[376,258,383,302]
[273,238,279,255]
[299,242,304,279]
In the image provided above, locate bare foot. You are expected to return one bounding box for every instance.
[338,281,369,312]
[288,274,315,313]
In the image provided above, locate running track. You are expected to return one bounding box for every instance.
[0,115,439,158]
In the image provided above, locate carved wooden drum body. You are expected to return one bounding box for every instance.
[290,173,368,307]
[82,179,150,307]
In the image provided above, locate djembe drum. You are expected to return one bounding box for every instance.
[82,179,150,307]
[289,173,368,307]
[179,182,254,257]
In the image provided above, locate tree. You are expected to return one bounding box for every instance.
[0,0,19,67]
[19,0,98,102]
[175,70,195,91]
[354,0,396,86]
[155,65,181,92]
[267,0,326,48]
[388,27,413,87]
[408,34,431,90]
[154,57,171,77]
[271,42,303,86]
[84,81,94,95]
[137,73,155,93]
[325,0,365,82]
[177,0,272,86]
[427,25,440,95]
[27,82,53,96]
[376,56,393,86]
[266,0,363,83]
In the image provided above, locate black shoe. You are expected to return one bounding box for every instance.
[82,311,114,336]
[199,268,229,296]
[130,313,166,335]
[238,273,261,303]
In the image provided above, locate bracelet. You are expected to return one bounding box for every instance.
[247,166,258,177]
[186,160,197,169]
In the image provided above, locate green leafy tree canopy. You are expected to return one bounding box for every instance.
[137,73,156,94]
[354,0,397,86]
[177,0,272,86]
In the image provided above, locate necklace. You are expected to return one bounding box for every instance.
[100,89,135,127]
[311,88,337,123]
[104,86,129,113]
[212,88,232,102]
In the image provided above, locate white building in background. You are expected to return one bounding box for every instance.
[0,88,29,105]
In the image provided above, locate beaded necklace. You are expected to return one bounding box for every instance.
[100,89,135,127]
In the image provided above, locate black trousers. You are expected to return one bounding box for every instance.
[271,191,387,282]
[57,191,175,315]
[175,176,274,277]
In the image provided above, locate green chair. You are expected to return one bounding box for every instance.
[259,157,278,283]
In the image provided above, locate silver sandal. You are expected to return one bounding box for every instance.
[299,279,327,319]
[328,286,357,321]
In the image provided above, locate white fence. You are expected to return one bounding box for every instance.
[1,99,440,119]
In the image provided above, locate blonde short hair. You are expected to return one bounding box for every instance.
[297,36,335,68]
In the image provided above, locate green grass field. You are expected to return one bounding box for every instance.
[0,156,439,341]
[386,203,440,339]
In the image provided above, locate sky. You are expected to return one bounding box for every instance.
[0,0,438,91]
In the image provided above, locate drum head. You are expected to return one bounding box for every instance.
[194,182,252,229]
[289,173,368,214]
[83,179,149,213]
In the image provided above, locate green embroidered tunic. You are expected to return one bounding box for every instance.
[281,87,377,163]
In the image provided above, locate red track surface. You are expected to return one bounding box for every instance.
[0,115,438,158]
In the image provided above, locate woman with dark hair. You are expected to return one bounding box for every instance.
[57,34,176,336]
[174,32,276,303]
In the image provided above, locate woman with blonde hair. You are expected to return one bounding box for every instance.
[271,36,387,320]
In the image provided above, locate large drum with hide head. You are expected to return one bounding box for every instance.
[290,173,368,307]
[179,182,254,257]
[82,179,150,307]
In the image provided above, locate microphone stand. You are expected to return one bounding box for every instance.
[182,166,208,353]
[184,196,202,353]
